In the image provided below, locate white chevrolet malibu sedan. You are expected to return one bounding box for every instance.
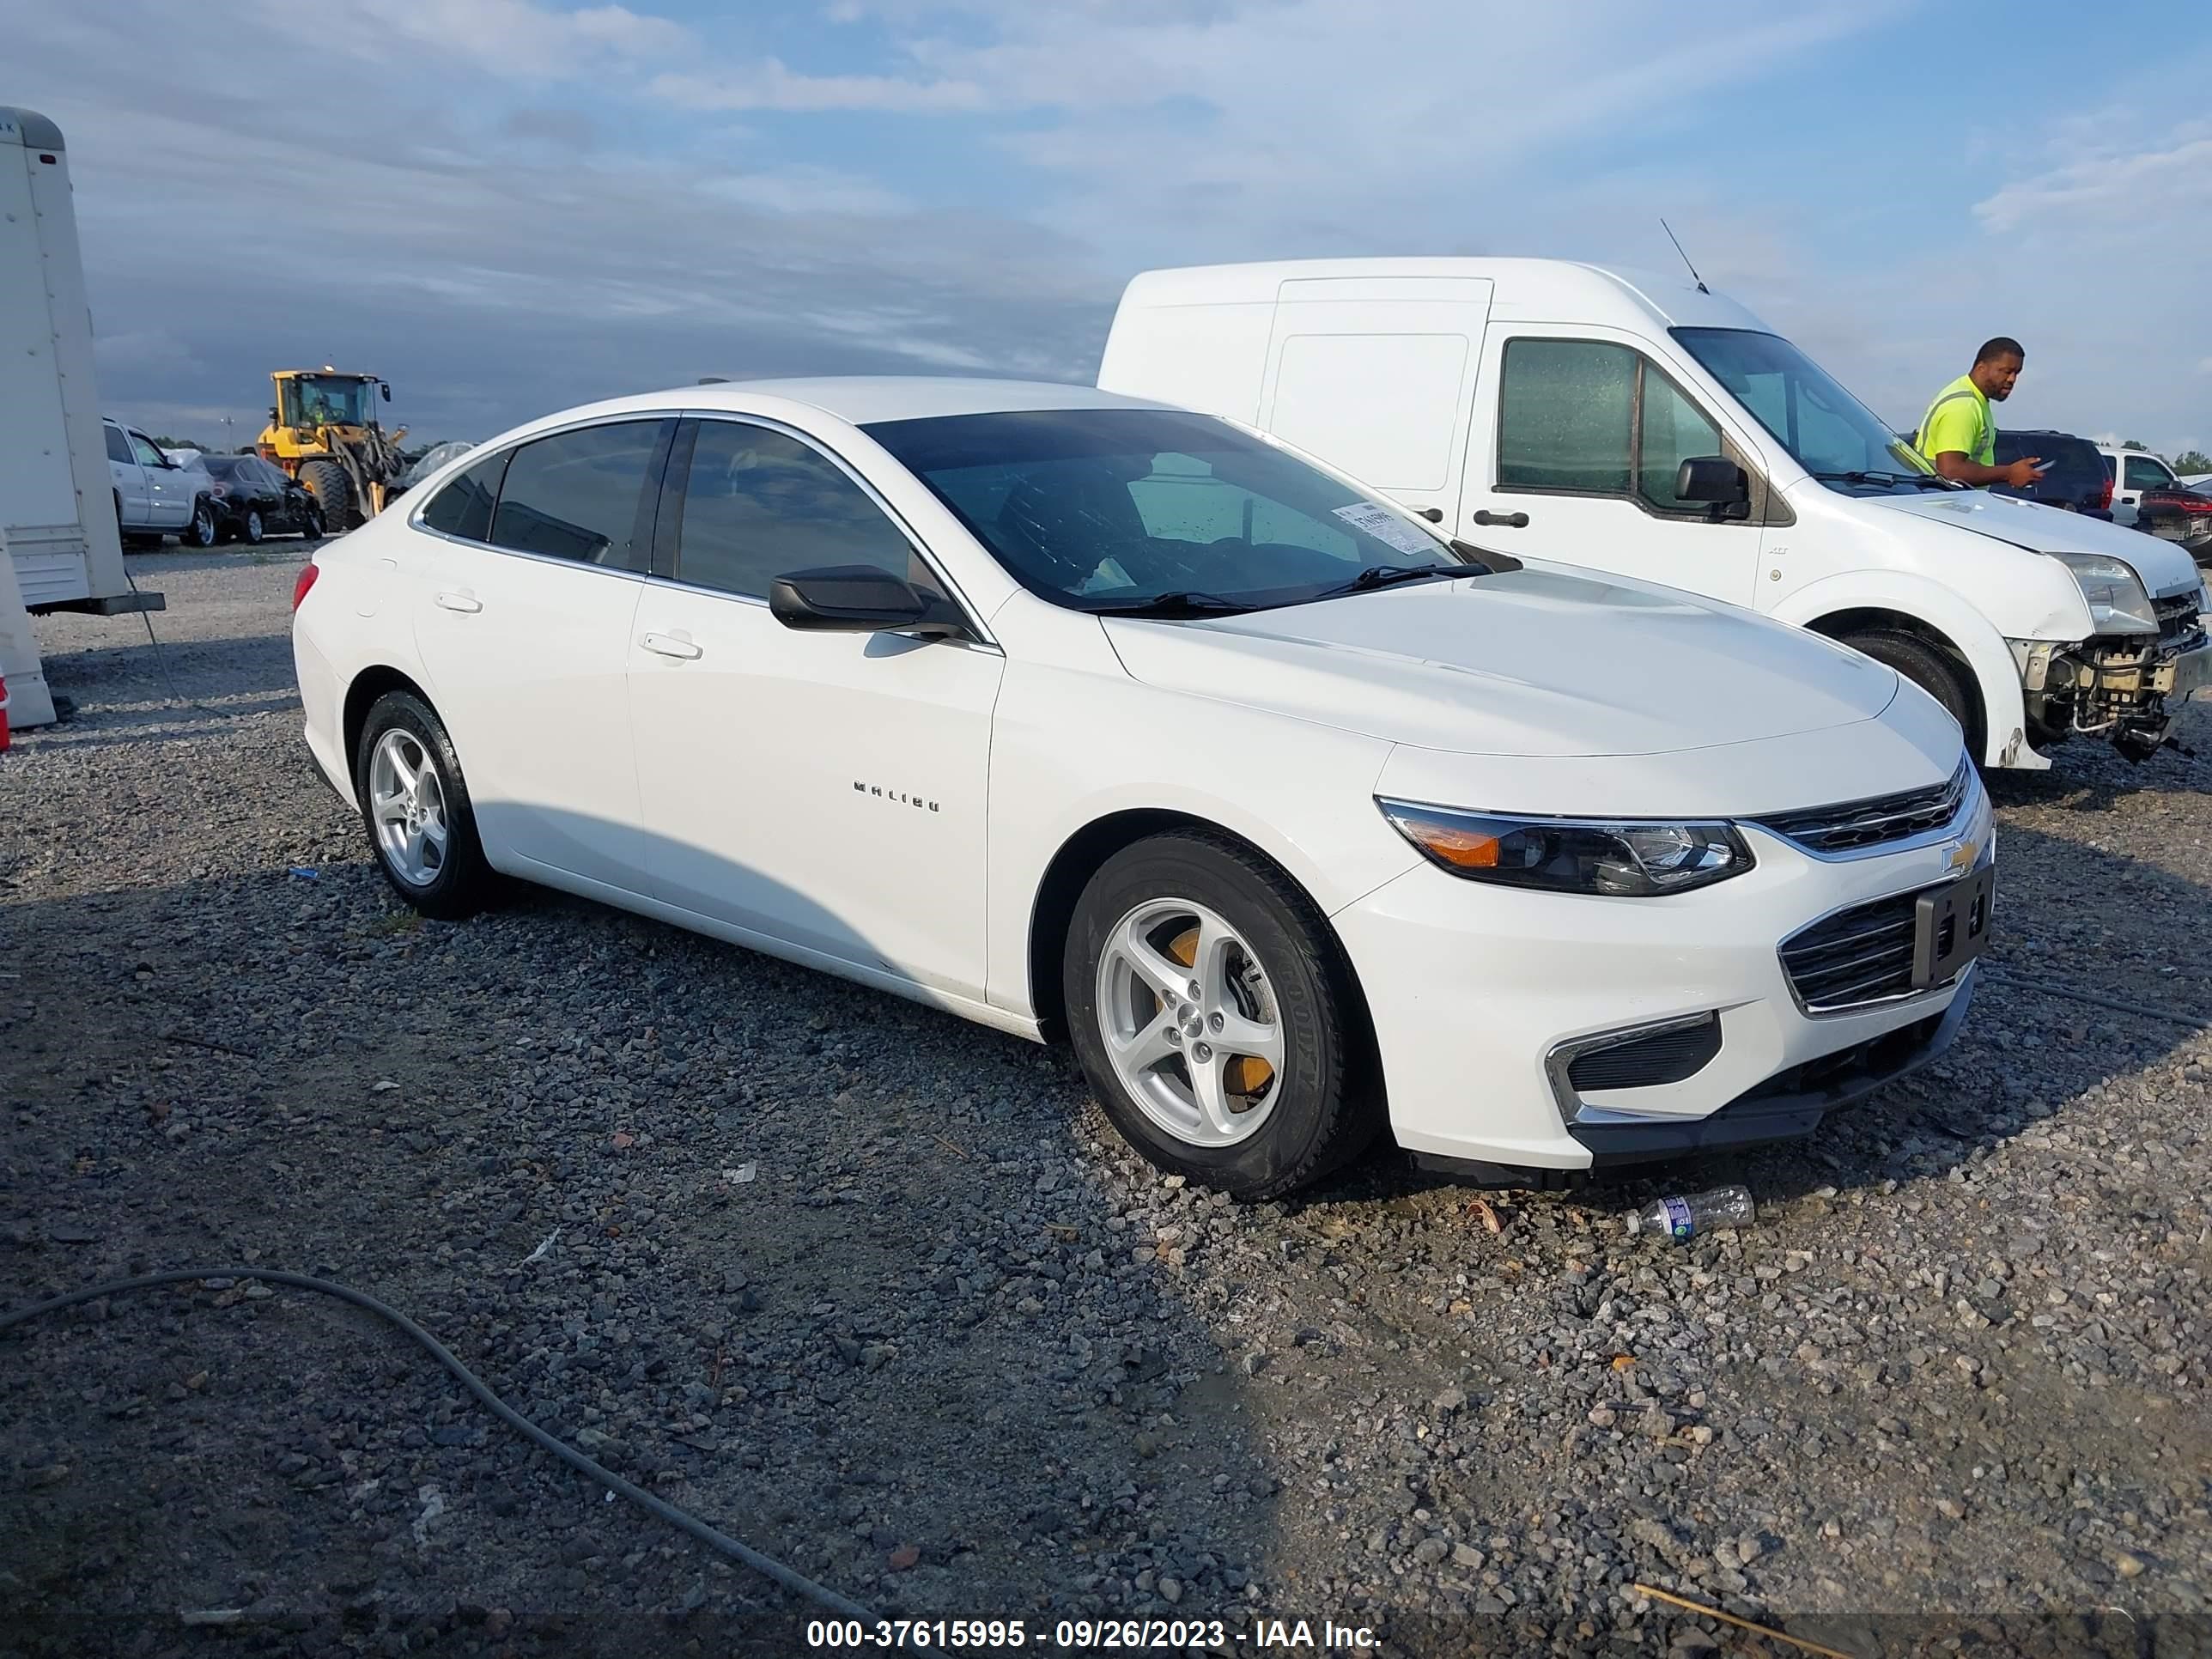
[291,379,1993,1198]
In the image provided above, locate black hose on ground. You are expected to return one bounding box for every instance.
[1981,969,2209,1030]
[0,1267,878,1623]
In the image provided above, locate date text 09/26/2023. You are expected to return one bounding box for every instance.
[805,1617,1381,1650]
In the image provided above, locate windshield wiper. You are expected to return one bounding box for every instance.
[1812,469,1957,491]
[1084,590,1259,618]
[1316,562,1479,599]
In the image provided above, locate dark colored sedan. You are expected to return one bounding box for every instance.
[2137,484,2212,568]
[201,455,325,543]
[1992,429,2114,518]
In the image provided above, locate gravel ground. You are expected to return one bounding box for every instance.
[3,545,2209,1657]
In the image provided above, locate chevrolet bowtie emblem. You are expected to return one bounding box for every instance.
[1948,839,1979,874]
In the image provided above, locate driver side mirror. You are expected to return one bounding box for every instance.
[769,566,966,638]
[380,382,392,403]
[1675,455,1750,514]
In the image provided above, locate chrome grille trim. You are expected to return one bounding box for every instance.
[1749,760,1973,860]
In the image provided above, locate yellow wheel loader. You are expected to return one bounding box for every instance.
[257,368,408,532]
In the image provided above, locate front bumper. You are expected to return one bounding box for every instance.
[1333,781,1991,1175]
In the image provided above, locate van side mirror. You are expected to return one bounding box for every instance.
[1675,456,1749,511]
[769,566,964,637]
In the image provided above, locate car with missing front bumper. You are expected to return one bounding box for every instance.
[290,379,1990,1196]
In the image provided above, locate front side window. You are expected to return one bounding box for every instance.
[1672,328,1939,494]
[128,432,165,468]
[1497,339,1740,515]
[673,422,922,599]
[2124,454,2175,491]
[417,450,511,543]
[105,424,132,464]
[1498,339,1633,494]
[489,421,665,568]
[864,406,1474,615]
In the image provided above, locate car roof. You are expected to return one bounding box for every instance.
[506,377,1170,439]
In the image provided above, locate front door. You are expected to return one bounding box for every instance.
[127,430,186,527]
[627,416,1002,1001]
[405,419,671,890]
[2116,452,2176,526]
[1462,331,1765,608]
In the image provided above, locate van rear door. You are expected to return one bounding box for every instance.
[1256,276,1492,525]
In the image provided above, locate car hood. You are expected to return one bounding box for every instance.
[1101,566,1899,758]
[1863,492,2203,598]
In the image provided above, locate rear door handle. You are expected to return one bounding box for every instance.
[640,631,702,660]
[434,591,482,614]
[1470,509,1530,529]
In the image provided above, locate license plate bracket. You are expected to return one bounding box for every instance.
[1912,866,1993,989]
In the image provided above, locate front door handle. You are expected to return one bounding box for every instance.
[640,631,702,660]
[1470,509,1531,529]
[434,591,482,614]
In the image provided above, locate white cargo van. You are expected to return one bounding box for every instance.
[1099,259,2210,769]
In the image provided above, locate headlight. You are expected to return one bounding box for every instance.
[1376,799,1753,896]
[2047,551,2158,635]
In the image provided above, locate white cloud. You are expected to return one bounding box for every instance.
[1974,123,2212,234]
[651,59,988,113]
[243,0,691,81]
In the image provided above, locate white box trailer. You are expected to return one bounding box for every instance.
[1,105,161,727]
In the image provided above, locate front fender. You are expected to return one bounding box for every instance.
[1771,571,2033,769]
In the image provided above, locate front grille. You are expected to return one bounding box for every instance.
[1752,762,1969,856]
[1780,881,1961,1012]
[1565,1014,1722,1092]
[2157,592,2205,651]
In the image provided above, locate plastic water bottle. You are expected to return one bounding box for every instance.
[1627,1185,1754,1242]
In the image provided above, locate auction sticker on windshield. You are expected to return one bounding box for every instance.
[1331,501,1436,555]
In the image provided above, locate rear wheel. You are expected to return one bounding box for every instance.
[354,691,493,919]
[1063,831,1380,1199]
[242,507,265,544]
[298,459,356,532]
[1844,629,1982,757]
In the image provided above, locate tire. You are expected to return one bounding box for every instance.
[182,499,217,548]
[353,691,494,920]
[298,459,355,532]
[1844,629,1982,756]
[301,505,325,542]
[1062,830,1381,1200]
[243,507,264,544]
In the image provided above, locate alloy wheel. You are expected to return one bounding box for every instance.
[368,728,450,888]
[1093,897,1285,1147]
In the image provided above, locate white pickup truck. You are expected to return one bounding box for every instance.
[1100,258,2210,768]
[103,417,215,547]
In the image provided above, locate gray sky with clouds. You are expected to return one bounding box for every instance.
[10,0,2209,457]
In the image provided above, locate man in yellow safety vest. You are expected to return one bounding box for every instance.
[1914,337,2045,489]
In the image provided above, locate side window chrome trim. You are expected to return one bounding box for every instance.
[673,410,999,650]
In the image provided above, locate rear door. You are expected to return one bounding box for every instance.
[405,418,672,890]
[105,422,150,526]
[1255,276,1492,524]
[1460,331,1768,608]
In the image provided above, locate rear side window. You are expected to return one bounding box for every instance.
[418,451,510,543]
[490,422,665,569]
[105,424,132,464]
[672,421,921,598]
[1498,340,1633,493]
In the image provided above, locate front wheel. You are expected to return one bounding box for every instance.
[354,691,494,919]
[298,459,355,532]
[1062,831,1380,1199]
[1843,629,1983,757]
[185,500,217,548]
[300,504,325,542]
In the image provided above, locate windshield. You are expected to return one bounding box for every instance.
[282,375,375,429]
[1672,328,1943,495]
[862,407,1474,614]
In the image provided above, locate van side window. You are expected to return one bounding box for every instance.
[1498,341,1633,493]
[1499,338,1748,520]
[1637,371,1724,511]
